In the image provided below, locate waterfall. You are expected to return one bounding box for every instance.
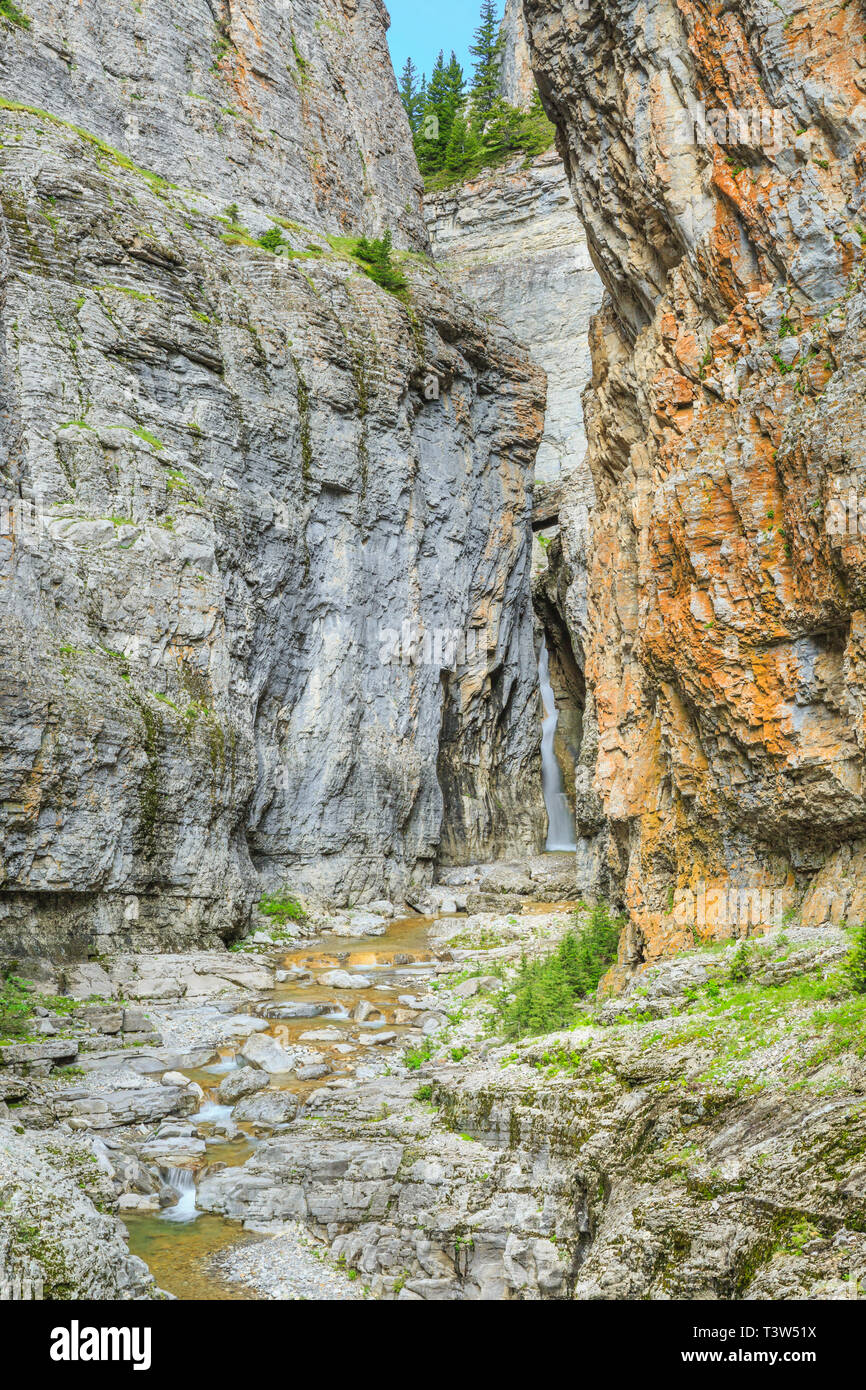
[538,638,577,852]
[160,1167,198,1224]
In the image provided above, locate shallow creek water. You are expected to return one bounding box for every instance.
[124,913,442,1299]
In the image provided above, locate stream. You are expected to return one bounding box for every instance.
[123,914,441,1299]
[538,639,577,852]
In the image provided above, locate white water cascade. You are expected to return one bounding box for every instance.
[160,1167,198,1224]
[538,638,577,852]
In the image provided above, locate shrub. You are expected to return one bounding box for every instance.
[495,902,624,1040]
[258,893,306,927]
[353,230,407,294]
[404,1038,433,1071]
[729,941,751,983]
[257,226,287,252]
[843,924,866,995]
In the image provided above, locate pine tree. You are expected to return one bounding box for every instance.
[519,86,557,157]
[444,108,482,178]
[399,56,423,136]
[415,50,466,176]
[479,95,523,164]
[354,229,407,294]
[403,11,556,190]
[469,0,505,132]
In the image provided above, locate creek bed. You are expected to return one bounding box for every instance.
[124,913,443,1297]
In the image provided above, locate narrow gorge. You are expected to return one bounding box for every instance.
[2,0,866,1315]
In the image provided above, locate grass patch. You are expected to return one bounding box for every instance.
[0,1,30,28]
[0,972,35,1039]
[258,893,307,927]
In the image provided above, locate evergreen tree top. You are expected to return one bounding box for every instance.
[399,0,556,190]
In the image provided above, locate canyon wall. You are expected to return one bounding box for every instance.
[523,0,866,965]
[424,17,604,839]
[0,0,547,963]
[501,0,536,115]
[425,151,602,487]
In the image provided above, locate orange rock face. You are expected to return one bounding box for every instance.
[524,0,866,964]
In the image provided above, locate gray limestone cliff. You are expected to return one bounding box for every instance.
[500,0,536,114]
[425,150,602,488]
[0,0,548,964]
[423,2,604,866]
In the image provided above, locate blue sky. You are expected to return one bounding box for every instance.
[386,0,502,88]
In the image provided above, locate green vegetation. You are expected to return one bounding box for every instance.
[399,1,555,189]
[258,893,307,927]
[843,923,866,995]
[729,940,751,983]
[290,32,309,82]
[0,0,30,28]
[353,230,407,294]
[0,971,111,1044]
[0,971,34,1039]
[493,902,624,1039]
[0,98,171,193]
[257,225,287,252]
[404,1037,434,1071]
[780,1219,823,1256]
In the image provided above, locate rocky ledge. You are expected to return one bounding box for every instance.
[196,917,866,1300]
[3,896,866,1299]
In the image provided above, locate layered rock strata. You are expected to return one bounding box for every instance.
[523,0,866,960]
[0,0,547,961]
[426,151,602,486]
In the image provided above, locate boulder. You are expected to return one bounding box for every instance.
[320,970,372,989]
[121,1008,151,1034]
[453,975,501,999]
[217,1067,270,1105]
[221,1014,270,1037]
[260,1001,327,1019]
[238,1033,297,1074]
[329,914,386,938]
[295,1063,331,1081]
[353,999,385,1024]
[232,1090,299,1127]
[357,1031,397,1047]
[140,1137,206,1168]
[0,1040,78,1069]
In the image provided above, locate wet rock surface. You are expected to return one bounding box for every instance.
[203,917,866,1300]
[4,901,866,1300]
